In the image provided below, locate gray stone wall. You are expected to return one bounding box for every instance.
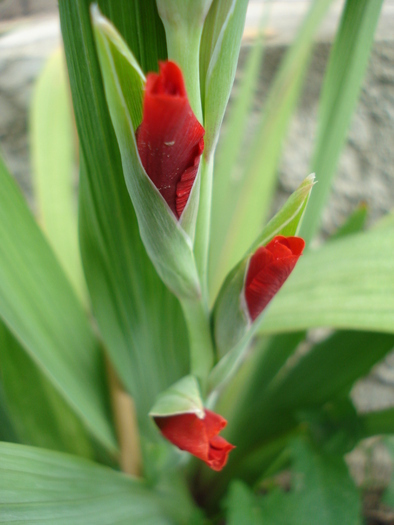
[0,0,57,20]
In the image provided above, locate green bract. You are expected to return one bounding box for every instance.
[92,6,201,301]
[149,375,204,419]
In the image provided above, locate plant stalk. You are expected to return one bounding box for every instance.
[164,25,203,123]
[194,155,214,301]
[181,296,215,393]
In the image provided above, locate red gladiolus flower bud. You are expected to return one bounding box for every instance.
[136,60,205,219]
[154,409,235,471]
[245,235,305,321]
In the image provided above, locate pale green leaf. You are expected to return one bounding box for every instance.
[0,320,93,458]
[30,47,86,304]
[200,0,249,156]
[0,442,197,524]
[209,35,265,294]
[157,0,213,122]
[0,155,116,453]
[260,225,394,334]
[211,0,334,290]
[300,0,384,243]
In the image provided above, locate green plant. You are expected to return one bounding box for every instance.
[1,0,393,523]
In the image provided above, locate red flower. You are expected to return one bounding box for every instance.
[136,61,205,219]
[245,235,305,321]
[154,409,235,471]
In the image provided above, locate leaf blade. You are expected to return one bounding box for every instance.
[0,442,196,525]
[30,47,86,304]
[0,320,93,458]
[0,155,116,453]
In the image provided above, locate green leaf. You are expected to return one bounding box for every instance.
[300,0,384,243]
[0,380,18,443]
[260,225,394,334]
[226,481,262,525]
[289,439,361,525]
[59,0,189,442]
[0,442,197,524]
[200,0,249,156]
[224,330,393,474]
[266,331,394,412]
[246,332,307,397]
[99,0,167,74]
[30,47,86,305]
[0,155,116,453]
[209,35,265,295]
[360,408,394,438]
[210,0,334,291]
[0,320,93,458]
[226,439,361,525]
[149,375,204,419]
[330,203,368,241]
[92,7,201,300]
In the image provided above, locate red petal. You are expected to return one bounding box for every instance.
[154,413,209,463]
[245,235,305,321]
[207,435,236,471]
[203,409,227,439]
[153,409,235,471]
[136,61,205,219]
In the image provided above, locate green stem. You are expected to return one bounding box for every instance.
[181,297,215,393]
[194,155,214,301]
[164,25,203,123]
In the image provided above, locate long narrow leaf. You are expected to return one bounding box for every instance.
[59,1,189,441]
[0,155,116,453]
[209,32,265,298]
[300,0,384,243]
[0,320,93,458]
[30,47,86,304]
[0,442,198,525]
